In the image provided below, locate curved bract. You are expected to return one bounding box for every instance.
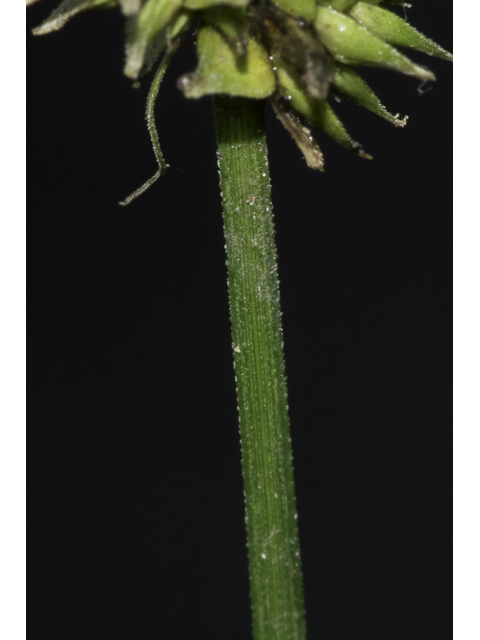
[31,0,452,170]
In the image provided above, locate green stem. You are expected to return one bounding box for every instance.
[214,96,306,640]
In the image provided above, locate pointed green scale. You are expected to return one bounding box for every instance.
[124,0,182,78]
[203,6,249,57]
[271,0,317,23]
[276,60,370,157]
[315,98,372,158]
[32,0,116,35]
[332,63,407,127]
[178,25,275,99]
[314,6,435,81]
[349,2,453,61]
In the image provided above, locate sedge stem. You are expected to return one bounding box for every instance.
[214,96,306,640]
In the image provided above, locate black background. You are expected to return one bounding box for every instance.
[28,2,452,638]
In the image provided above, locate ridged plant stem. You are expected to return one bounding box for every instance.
[214,96,306,640]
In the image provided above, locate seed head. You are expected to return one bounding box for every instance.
[31,0,452,172]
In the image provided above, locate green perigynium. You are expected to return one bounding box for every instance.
[31,0,452,172]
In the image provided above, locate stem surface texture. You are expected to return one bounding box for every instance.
[214,96,306,640]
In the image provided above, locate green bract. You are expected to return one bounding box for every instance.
[179,23,275,98]
[31,0,452,173]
